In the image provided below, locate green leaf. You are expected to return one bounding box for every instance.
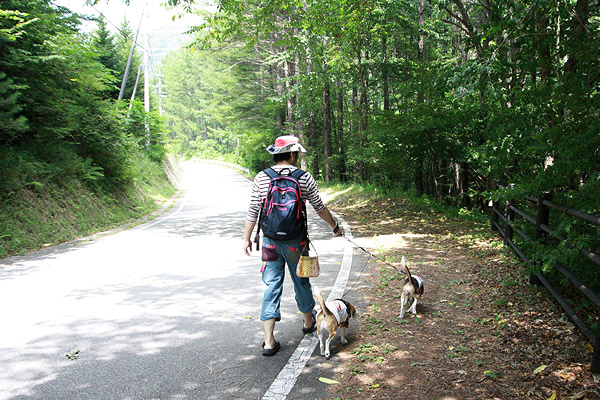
[483,370,498,380]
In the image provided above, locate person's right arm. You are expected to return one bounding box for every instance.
[244,171,268,255]
[302,172,343,237]
[243,220,256,256]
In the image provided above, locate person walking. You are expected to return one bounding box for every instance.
[243,135,343,356]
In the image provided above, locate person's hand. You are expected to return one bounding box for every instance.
[243,239,253,256]
[333,222,343,237]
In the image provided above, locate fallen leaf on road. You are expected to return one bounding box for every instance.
[319,377,340,384]
[66,349,80,360]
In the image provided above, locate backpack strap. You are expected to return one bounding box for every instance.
[263,167,279,179]
[255,168,278,250]
[264,167,305,179]
[290,168,306,180]
[290,168,308,241]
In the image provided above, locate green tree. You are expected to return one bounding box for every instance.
[0,0,160,192]
[114,17,143,102]
[91,15,121,98]
[162,0,598,214]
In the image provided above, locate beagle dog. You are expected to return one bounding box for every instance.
[313,287,357,359]
[399,256,424,318]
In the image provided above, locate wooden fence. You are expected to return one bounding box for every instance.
[491,189,599,373]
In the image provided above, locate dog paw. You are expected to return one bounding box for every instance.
[398,313,405,319]
[325,353,331,359]
[341,338,348,344]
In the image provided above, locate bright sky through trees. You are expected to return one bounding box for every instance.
[53,0,202,37]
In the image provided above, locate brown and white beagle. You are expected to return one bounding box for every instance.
[313,287,357,359]
[399,256,424,318]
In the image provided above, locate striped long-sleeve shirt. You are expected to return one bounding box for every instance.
[245,165,325,223]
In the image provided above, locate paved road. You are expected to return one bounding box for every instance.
[0,161,362,400]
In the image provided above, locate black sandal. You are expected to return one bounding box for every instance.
[262,341,280,356]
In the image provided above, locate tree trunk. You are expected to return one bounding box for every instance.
[357,48,368,180]
[336,80,346,181]
[564,0,589,77]
[382,32,389,110]
[417,0,425,103]
[295,41,307,170]
[284,56,293,126]
[415,159,424,195]
[352,86,358,135]
[273,32,285,127]
[321,38,333,181]
[323,80,332,181]
[535,12,552,84]
[309,109,319,179]
[306,46,318,176]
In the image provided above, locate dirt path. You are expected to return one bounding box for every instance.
[324,193,599,400]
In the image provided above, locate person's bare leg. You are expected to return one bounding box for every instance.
[303,310,314,329]
[263,318,276,348]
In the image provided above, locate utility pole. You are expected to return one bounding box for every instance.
[143,34,150,148]
[128,64,143,113]
[118,10,144,101]
[144,35,150,113]
[155,73,167,116]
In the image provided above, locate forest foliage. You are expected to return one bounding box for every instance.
[0,0,170,257]
[162,0,599,210]
[160,0,599,281]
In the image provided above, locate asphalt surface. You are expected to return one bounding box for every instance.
[0,161,369,400]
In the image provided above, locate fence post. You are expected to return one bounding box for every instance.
[491,182,499,232]
[530,192,552,286]
[535,192,552,241]
[593,326,600,373]
[503,189,515,247]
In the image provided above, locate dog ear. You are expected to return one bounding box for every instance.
[349,304,357,318]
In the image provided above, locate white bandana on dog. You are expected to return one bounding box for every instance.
[326,300,349,327]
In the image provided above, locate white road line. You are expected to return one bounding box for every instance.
[148,163,354,400]
[262,213,354,400]
[139,190,188,230]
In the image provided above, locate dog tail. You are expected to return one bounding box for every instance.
[402,256,413,285]
[313,286,332,317]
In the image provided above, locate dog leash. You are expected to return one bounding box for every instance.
[341,233,407,276]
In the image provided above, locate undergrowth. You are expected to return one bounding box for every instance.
[0,154,175,259]
[319,180,599,333]
[319,181,491,234]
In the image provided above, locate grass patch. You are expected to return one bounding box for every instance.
[0,155,175,258]
[320,181,491,227]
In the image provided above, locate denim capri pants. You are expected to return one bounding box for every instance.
[260,236,315,321]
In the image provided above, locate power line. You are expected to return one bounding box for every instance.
[90,4,148,52]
